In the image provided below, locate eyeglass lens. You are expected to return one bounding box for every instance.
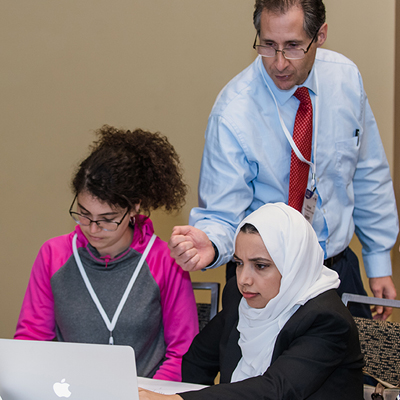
[70,212,119,231]
[257,47,306,59]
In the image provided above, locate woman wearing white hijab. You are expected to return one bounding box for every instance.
[139,203,364,400]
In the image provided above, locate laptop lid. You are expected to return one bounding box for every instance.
[0,338,139,400]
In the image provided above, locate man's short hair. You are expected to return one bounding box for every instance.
[253,0,326,39]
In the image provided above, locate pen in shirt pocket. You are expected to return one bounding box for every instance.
[354,129,360,145]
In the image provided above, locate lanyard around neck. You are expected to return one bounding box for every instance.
[259,61,319,189]
[72,233,157,345]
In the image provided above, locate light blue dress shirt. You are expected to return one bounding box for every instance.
[190,49,398,278]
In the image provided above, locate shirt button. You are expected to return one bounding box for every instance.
[326,239,330,244]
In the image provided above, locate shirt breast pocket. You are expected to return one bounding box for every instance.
[335,136,360,186]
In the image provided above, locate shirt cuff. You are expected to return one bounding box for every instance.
[203,242,219,270]
[363,250,393,278]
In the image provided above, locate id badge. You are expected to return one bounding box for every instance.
[301,189,318,224]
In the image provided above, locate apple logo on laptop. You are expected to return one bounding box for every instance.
[53,379,72,398]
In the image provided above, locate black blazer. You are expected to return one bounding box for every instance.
[181,278,364,400]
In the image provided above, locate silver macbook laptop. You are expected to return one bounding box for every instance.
[0,338,139,400]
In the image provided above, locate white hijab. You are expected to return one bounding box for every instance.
[231,203,340,382]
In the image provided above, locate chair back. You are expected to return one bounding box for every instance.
[192,282,220,331]
[342,293,400,386]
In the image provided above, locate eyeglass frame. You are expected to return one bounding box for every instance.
[69,195,130,232]
[252,27,320,60]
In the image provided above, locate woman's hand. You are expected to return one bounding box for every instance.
[138,388,183,400]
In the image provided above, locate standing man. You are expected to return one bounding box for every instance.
[169,0,398,318]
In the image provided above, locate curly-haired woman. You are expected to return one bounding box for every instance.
[15,125,199,382]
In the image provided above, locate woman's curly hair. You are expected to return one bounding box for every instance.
[72,125,187,215]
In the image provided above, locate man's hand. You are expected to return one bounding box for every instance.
[168,226,215,271]
[369,276,397,320]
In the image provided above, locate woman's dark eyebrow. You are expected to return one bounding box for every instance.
[248,257,271,263]
[77,202,119,217]
[233,255,271,263]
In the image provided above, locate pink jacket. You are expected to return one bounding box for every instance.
[15,216,199,381]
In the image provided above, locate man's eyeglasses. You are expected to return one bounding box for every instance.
[253,28,320,60]
[69,195,129,232]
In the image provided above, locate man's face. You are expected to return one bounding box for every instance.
[259,6,327,91]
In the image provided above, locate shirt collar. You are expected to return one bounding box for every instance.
[257,55,318,105]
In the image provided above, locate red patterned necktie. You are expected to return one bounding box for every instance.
[288,87,313,212]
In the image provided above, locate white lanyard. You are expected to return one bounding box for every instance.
[72,233,157,345]
[259,61,319,189]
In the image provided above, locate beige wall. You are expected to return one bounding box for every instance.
[1,0,397,338]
